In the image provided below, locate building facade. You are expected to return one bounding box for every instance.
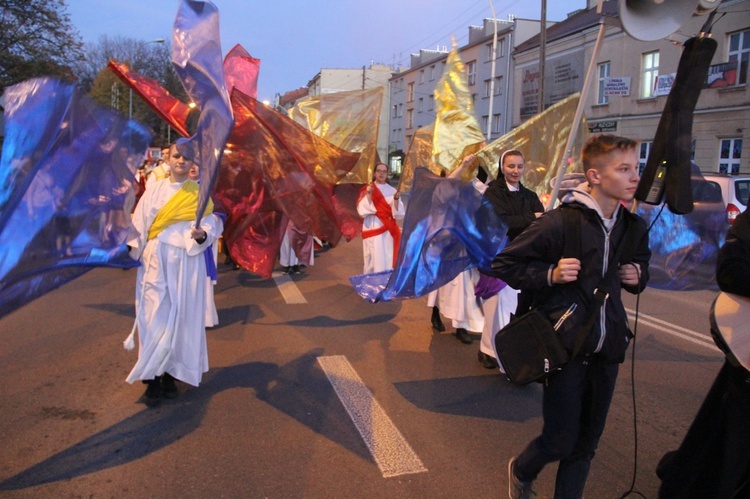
[387,17,544,173]
[513,0,750,174]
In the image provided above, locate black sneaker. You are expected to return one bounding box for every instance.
[143,378,162,407]
[478,351,499,369]
[292,265,301,274]
[456,328,473,344]
[508,456,534,499]
[281,266,290,274]
[431,307,446,332]
[161,373,178,399]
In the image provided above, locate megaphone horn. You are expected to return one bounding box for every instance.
[618,0,718,42]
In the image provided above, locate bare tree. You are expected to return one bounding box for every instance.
[0,0,84,92]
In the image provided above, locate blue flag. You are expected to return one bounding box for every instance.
[350,168,508,302]
[172,0,234,225]
[0,78,152,319]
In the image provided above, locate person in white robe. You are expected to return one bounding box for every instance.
[279,221,314,274]
[427,156,487,344]
[357,162,405,274]
[125,143,223,406]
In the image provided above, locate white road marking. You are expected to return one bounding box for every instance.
[272,272,307,304]
[626,308,719,351]
[317,355,428,478]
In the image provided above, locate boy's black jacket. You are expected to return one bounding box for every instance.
[489,201,651,363]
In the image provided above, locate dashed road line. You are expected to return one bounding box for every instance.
[272,272,307,304]
[317,355,428,478]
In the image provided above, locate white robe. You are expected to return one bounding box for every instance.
[431,268,485,333]
[357,182,404,274]
[126,179,223,386]
[479,285,519,361]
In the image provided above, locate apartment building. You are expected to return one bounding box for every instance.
[388,17,544,172]
[513,0,750,174]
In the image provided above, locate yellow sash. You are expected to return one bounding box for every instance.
[148,180,214,240]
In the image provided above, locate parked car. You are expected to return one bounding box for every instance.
[702,173,750,224]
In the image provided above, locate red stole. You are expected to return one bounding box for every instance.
[360,182,401,267]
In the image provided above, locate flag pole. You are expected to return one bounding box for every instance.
[546,1,605,210]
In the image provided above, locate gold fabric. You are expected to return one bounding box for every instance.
[432,48,486,173]
[397,124,440,192]
[288,87,383,184]
[476,93,589,207]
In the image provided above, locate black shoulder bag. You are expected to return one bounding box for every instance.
[493,207,632,385]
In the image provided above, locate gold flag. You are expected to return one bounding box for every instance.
[432,48,486,174]
[288,87,383,184]
[397,124,441,192]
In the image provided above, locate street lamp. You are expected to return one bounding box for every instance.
[129,38,166,119]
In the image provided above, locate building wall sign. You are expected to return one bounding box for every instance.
[655,73,676,96]
[588,121,617,133]
[604,77,631,96]
[520,50,585,119]
[705,61,738,88]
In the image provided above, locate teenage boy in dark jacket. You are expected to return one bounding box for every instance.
[490,134,651,498]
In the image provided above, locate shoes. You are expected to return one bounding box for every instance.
[291,265,301,274]
[456,328,473,344]
[431,306,446,332]
[478,351,499,369]
[508,456,534,499]
[233,262,241,271]
[143,378,162,407]
[281,266,290,274]
[161,373,178,399]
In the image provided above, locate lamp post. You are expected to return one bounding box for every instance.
[129,38,165,119]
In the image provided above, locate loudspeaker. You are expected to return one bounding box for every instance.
[619,0,717,41]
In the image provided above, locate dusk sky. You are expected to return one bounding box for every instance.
[67,0,585,103]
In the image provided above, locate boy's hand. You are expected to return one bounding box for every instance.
[552,258,581,284]
[618,262,641,285]
[191,227,207,242]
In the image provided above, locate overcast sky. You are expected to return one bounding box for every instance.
[67,0,585,102]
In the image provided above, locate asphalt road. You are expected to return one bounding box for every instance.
[0,235,724,498]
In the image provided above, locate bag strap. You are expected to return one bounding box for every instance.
[562,205,635,359]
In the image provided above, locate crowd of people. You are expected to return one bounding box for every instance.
[122,133,747,498]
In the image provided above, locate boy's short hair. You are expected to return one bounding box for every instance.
[582,134,637,172]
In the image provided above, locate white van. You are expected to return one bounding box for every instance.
[702,173,750,225]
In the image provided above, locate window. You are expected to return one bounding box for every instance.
[407,82,414,102]
[392,104,398,118]
[482,116,489,133]
[641,51,659,99]
[467,61,477,86]
[494,76,503,96]
[471,93,477,105]
[484,79,492,98]
[719,138,742,174]
[486,43,494,62]
[428,95,434,111]
[406,108,414,128]
[492,114,502,134]
[429,65,436,81]
[498,38,505,57]
[728,30,749,86]
[419,70,425,84]
[597,62,610,104]
[398,103,403,117]
[639,141,653,175]
[417,97,424,112]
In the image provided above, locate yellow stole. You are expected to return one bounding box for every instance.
[148,180,214,240]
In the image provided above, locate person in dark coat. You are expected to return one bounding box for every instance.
[477,150,544,368]
[490,135,651,498]
[657,206,750,498]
